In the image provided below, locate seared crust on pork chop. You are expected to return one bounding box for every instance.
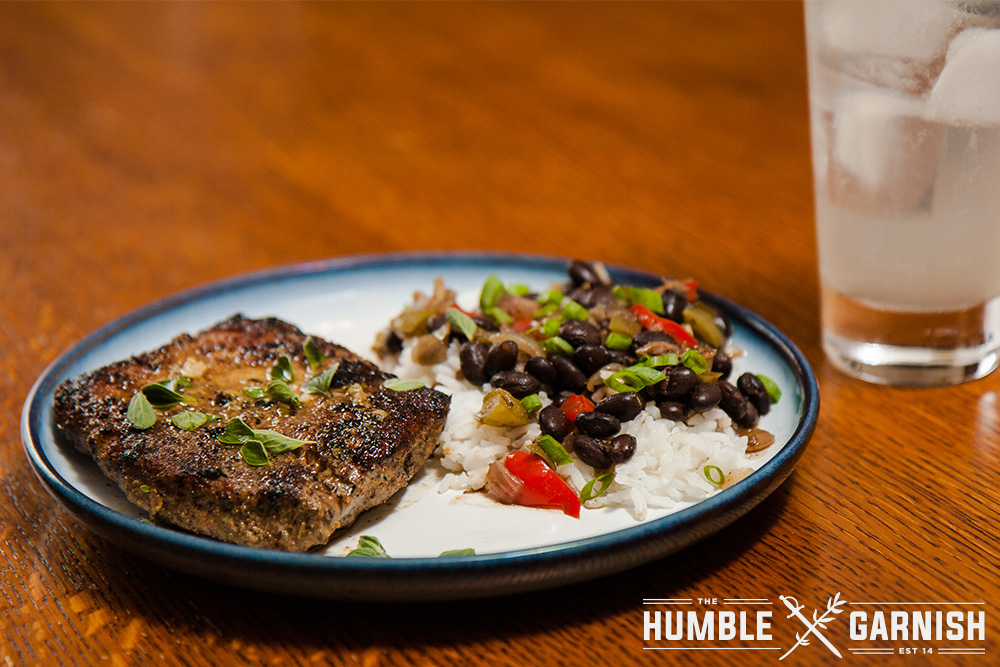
[52,315,450,551]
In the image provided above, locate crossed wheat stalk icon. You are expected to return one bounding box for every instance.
[778,592,847,660]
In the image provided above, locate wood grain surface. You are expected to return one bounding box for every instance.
[1,2,996,665]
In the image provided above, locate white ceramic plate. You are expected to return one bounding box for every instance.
[22,252,818,601]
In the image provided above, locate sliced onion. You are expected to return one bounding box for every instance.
[489,329,545,359]
[586,363,624,392]
[484,458,523,505]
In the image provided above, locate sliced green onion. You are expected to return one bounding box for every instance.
[704,465,725,486]
[536,435,573,466]
[240,440,270,466]
[639,353,679,368]
[484,306,513,325]
[605,365,666,393]
[561,300,589,321]
[127,392,156,430]
[383,378,425,392]
[140,484,150,493]
[541,337,574,356]
[757,374,782,404]
[533,303,559,319]
[580,472,615,502]
[628,287,665,315]
[304,336,324,370]
[446,307,478,341]
[611,285,628,301]
[520,393,543,415]
[270,355,294,382]
[480,274,505,310]
[541,317,563,338]
[680,349,709,375]
[605,332,633,351]
[347,535,390,558]
[540,289,564,305]
[264,379,300,406]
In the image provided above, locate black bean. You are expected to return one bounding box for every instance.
[538,405,573,440]
[658,401,687,421]
[651,365,699,399]
[733,400,760,429]
[490,371,540,399]
[459,341,489,385]
[688,382,722,412]
[525,356,558,386]
[558,320,602,348]
[425,312,447,332]
[661,289,687,323]
[712,348,733,380]
[484,340,518,377]
[551,355,588,393]
[573,344,612,375]
[607,349,633,366]
[595,392,644,422]
[737,372,771,415]
[715,311,734,340]
[717,380,745,417]
[551,390,572,407]
[588,285,618,309]
[607,433,637,463]
[472,316,500,332]
[567,260,608,287]
[567,287,593,308]
[573,434,611,469]
[575,411,621,439]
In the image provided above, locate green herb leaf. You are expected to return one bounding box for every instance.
[537,435,573,466]
[127,392,157,430]
[383,378,425,392]
[253,429,312,453]
[605,332,633,351]
[680,349,709,375]
[757,374,782,404]
[439,548,476,557]
[240,440,270,466]
[580,472,615,502]
[347,535,390,558]
[243,386,265,399]
[170,411,217,431]
[541,336,574,356]
[217,417,255,444]
[507,283,530,297]
[704,465,725,486]
[480,274,505,311]
[304,336,324,370]
[270,355,294,382]
[141,382,195,408]
[561,300,589,321]
[533,303,559,319]
[140,484,151,493]
[264,379,300,406]
[302,363,340,395]
[446,307,478,341]
[520,393,543,415]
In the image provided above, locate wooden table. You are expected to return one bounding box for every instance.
[1,2,996,665]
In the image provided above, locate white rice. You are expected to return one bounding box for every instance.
[385,338,756,521]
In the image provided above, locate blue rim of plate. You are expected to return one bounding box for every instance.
[21,251,819,601]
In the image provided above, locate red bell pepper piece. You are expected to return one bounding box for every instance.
[512,318,535,333]
[559,394,594,422]
[503,451,581,518]
[629,304,699,347]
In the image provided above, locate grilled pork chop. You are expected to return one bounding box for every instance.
[53,315,450,551]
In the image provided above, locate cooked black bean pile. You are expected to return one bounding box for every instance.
[378,259,776,471]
